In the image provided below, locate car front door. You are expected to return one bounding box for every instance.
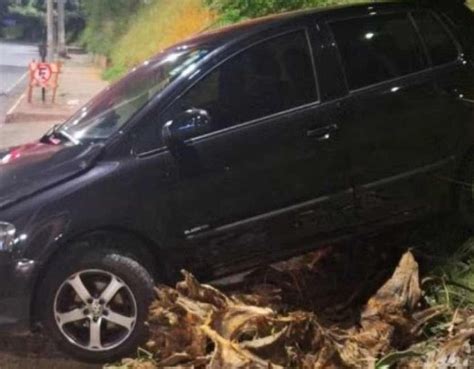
[133,27,354,277]
[327,9,465,226]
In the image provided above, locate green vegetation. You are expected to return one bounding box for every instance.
[1,1,44,40]
[80,0,142,56]
[0,0,84,42]
[82,0,215,80]
[425,237,474,309]
[205,0,365,24]
[105,0,214,80]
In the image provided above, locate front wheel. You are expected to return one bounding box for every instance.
[41,248,155,363]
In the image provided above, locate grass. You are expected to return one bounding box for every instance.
[425,237,474,308]
[104,0,215,80]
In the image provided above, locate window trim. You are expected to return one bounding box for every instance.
[328,10,462,94]
[135,28,321,157]
[187,98,321,145]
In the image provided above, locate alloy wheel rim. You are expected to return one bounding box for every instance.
[53,269,137,352]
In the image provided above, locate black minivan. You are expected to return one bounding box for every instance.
[0,0,473,362]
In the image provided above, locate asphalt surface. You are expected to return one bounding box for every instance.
[0,42,38,123]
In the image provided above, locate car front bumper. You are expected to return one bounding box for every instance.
[0,256,37,335]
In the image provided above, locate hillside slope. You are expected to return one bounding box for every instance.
[104,0,215,79]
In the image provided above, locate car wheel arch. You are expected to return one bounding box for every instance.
[28,227,167,329]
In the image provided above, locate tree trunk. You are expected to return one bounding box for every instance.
[57,0,67,57]
[46,0,56,62]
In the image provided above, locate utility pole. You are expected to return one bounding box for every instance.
[46,0,55,61]
[57,0,67,57]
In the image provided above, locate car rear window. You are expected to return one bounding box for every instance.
[412,11,459,66]
[330,13,428,90]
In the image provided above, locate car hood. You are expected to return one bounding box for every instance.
[0,141,104,210]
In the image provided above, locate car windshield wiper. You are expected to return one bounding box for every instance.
[42,125,80,145]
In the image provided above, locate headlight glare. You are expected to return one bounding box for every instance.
[0,222,16,252]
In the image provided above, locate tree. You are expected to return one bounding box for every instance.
[205,0,366,23]
[46,0,55,60]
[57,0,66,56]
[0,2,9,19]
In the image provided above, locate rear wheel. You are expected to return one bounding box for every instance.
[41,248,155,363]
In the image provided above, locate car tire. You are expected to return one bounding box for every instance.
[40,247,155,363]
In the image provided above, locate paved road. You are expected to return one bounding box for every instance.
[0,42,38,123]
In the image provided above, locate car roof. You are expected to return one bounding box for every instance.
[170,1,416,50]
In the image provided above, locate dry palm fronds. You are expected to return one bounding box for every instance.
[106,245,473,369]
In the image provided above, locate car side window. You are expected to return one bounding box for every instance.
[133,30,317,154]
[168,30,317,132]
[412,12,459,66]
[330,13,428,90]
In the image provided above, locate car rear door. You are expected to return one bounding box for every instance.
[412,9,474,159]
[326,8,466,226]
[132,26,355,277]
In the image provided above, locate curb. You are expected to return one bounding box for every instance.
[5,112,70,124]
[5,93,72,124]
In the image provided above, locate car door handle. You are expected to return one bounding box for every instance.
[306,124,339,141]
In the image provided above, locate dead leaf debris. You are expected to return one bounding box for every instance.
[106,245,473,369]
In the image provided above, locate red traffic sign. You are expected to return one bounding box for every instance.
[33,63,53,85]
[28,61,62,103]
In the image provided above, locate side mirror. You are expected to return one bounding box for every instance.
[162,108,212,146]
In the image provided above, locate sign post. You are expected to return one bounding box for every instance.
[38,43,47,102]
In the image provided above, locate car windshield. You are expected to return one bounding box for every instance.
[59,47,209,143]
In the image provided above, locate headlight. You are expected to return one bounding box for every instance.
[0,222,16,252]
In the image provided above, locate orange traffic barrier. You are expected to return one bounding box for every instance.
[27,61,62,103]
